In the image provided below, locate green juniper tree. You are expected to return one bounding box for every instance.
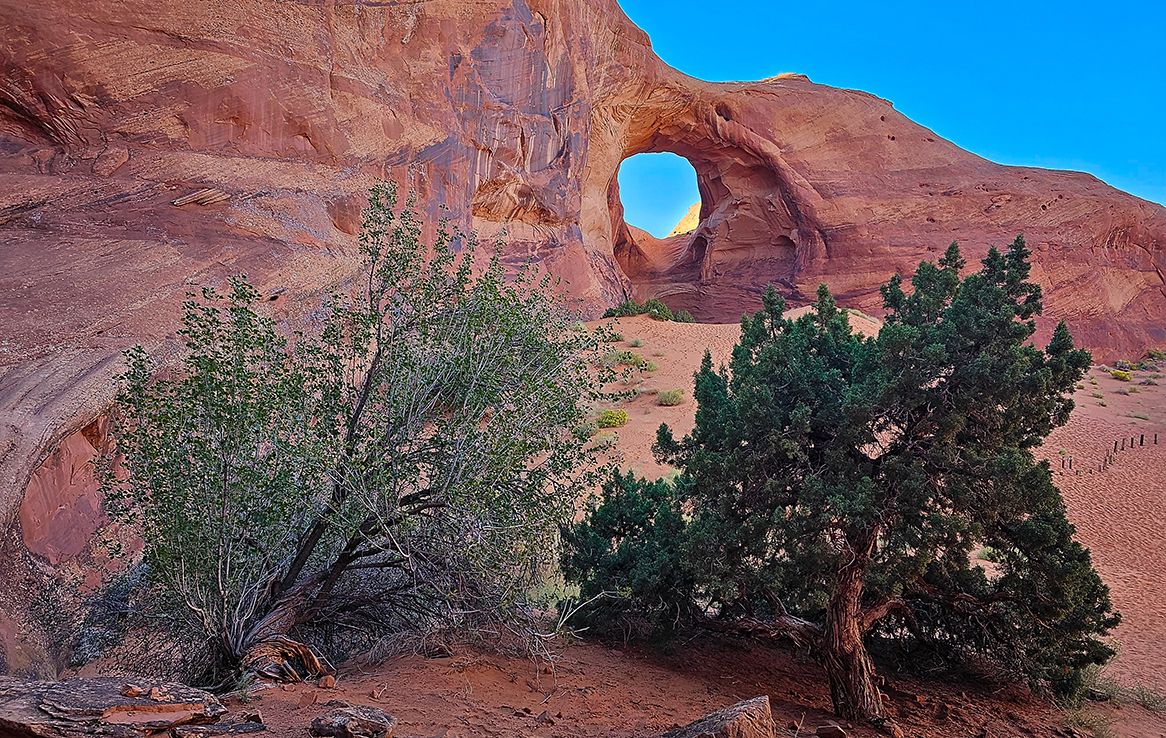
[565,237,1117,730]
[101,181,605,683]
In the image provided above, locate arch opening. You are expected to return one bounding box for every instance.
[617,153,700,239]
[602,113,809,322]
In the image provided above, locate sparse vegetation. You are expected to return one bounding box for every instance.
[602,298,692,323]
[1126,413,1150,420]
[1092,391,1104,399]
[1111,370,1132,382]
[573,421,599,440]
[628,337,644,347]
[1148,349,1166,361]
[644,361,659,372]
[597,409,629,428]
[656,388,685,406]
[603,350,646,369]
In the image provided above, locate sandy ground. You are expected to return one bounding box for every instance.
[231,635,1097,738]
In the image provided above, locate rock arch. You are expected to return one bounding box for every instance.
[587,88,830,320]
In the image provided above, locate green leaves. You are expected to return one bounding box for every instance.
[564,236,1115,700]
[101,181,603,679]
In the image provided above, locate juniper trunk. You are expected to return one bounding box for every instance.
[822,535,887,724]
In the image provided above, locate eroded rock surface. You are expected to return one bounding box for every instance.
[664,696,776,738]
[0,677,225,736]
[1,0,1164,673]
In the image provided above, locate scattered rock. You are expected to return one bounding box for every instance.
[536,710,554,725]
[663,696,776,738]
[320,675,337,689]
[242,710,263,723]
[324,700,351,708]
[816,725,847,738]
[0,676,225,736]
[174,724,267,736]
[309,705,396,738]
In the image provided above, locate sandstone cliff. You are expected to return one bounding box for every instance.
[1,0,1163,674]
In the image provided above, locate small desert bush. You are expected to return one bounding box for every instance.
[1098,401,1107,407]
[571,320,587,333]
[656,389,685,406]
[977,545,1003,563]
[593,431,618,448]
[629,337,644,347]
[602,350,646,368]
[597,409,628,428]
[644,361,659,372]
[1075,383,1085,390]
[573,421,598,440]
[1111,370,1132,382]
[675,310,696,323]
[1141,378,1159,386]
[1091,392,1104,399]
[652,350,665,357]
[605,332,624,343]
[1126,413,1150,420]
[1147,349,1166,361]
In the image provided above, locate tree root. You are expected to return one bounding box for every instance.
[239,635,329,683]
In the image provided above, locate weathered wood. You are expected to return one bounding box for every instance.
[0,677,225,737]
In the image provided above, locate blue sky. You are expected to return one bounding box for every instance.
[616,0,1166,237]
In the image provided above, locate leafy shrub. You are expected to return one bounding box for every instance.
[653,350,666,357]
[629,338,644,347]
[605,332,624,343]
[598,409,628,428]
[1115,360,1138,372]
[1091,391,1104,399]
[656,389,684,406]
[1141,378,1159,386]
[572,320,587,333]
[644,299,674,322]
[1149,349,1166,361]
[645,361,659,372]
[600,298,690,323]
[1111,370,1132,382]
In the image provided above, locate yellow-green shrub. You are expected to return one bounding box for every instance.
[657,389,684,406]
[1111,370,1132,382]
[598,409,628,428]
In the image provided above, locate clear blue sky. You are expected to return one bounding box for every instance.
[616,0,1166,237]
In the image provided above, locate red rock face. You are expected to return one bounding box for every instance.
[18,419,107,566]
[0,0,1164,672]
